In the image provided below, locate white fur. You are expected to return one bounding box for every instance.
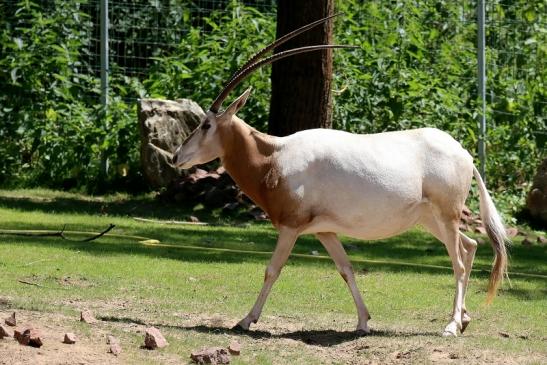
[275,127,472,238]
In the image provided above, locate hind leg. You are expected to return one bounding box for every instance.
[422,214,467,336]
[459,232,478,333]
[316,233,371,333]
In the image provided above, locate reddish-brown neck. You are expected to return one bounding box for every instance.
[219,118,277,208]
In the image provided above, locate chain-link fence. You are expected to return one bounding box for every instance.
[81,0,275,80]
[2,0,541,123]
[485,1,545,146]
[0,0,543,191]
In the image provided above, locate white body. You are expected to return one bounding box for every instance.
[276,128,472,239]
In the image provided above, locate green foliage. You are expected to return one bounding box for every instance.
[332,0,545,203]
[0,0,544,206]
[0,0,272,191]
[0,0,139,191]
[144,3,274,130]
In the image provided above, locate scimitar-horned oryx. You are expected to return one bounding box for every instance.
[164,14,508,337]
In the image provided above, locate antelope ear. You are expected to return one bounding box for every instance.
[221,87,252,118]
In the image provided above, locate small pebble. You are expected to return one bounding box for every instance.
[63,332,77,344]
[144,327,168,349]
[5,312,16,327]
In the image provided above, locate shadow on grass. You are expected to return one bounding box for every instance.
[501,286,547,301]
[179,325,440,346]
[1,234,454,275]
[2,192,546,274]
[177,324,440,346]
[97,316,439,346]
[0,195,203,221]
[3,233,546,287]
[1,192,546,287]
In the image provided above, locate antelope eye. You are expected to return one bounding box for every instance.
[201,123,211,131]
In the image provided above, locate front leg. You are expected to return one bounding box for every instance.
[234,226,298,331]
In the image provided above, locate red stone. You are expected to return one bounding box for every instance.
[109,342,122,355]
[107,335,122,355]
[63,332,76,344]
[144,327,168,349]
[474,226,487,235]
[0,324,12,339]
[80,310,97,324]
[228,341,241,355]
[462,205,472,217]
[191,347,231,364]
[522,237,533,246]
[506,227,518,238]
[5,312,16,327]
[15,328,42,347]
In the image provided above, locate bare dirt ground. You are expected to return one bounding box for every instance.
[0,310,121,365]
[0,308,545,365]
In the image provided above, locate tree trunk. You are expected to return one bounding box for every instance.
[268,0,334,137]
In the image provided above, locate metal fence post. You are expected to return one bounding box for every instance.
[100,0,109,177]
[477,0,486,181]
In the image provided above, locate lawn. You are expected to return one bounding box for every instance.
[0,189,545,364]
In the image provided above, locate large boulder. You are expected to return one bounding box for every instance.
[138,99,204,188]
[526,157,547,225]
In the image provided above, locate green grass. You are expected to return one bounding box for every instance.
[0,189,545,364]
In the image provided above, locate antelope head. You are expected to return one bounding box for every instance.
[171,14,355,169]
[171,88,252,168]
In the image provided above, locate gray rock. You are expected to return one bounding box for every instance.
[526,158,547,224]
[138,98,204,188]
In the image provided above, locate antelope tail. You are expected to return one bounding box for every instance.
[473,166,509,304]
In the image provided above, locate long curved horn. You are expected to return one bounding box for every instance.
[210,45,358,114]
[210,13,348,113]
[225,13,344,85]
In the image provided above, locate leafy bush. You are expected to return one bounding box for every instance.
[144,4,275,130]
[0,0,142,191]
[331,0,544,209]
[0,0,544,207]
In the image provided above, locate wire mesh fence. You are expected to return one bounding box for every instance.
[2,0,541,118]
[82,0,276,81]
[0,0,543,190]
[485,1,545,135]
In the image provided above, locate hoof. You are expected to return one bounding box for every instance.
[460,319,470,334]
[356,323,371,336]
[443,321,459,337]
[442,330,457,337]
[460,313,471,334]
[231,324,248,333]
